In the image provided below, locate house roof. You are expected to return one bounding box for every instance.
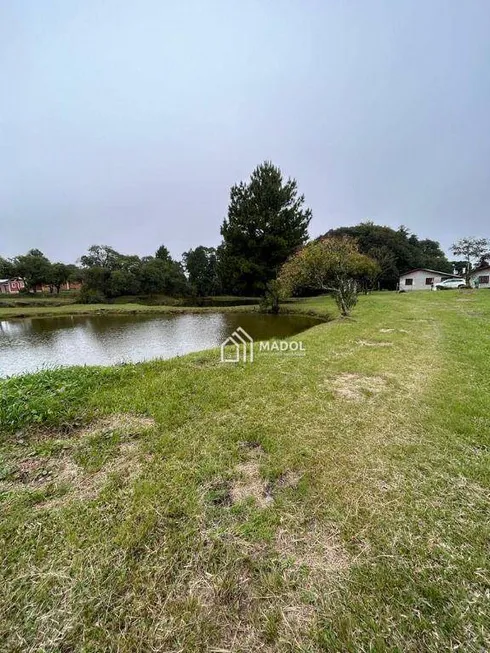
[400,268,456,277]
[470,265,490,275]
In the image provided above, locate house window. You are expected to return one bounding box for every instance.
[425,278,434,285]
[405,278,413,286]
[478,276,489,284]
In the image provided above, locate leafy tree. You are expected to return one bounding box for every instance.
[66,264,84,283]
[155,245,172,262]
[109,269,141,296]
[278,237,379,316]
[450,237,490,283]
[139,258,189,296]
[138,259,168,295]
[417,238,452,272]
[80,245,122,270]
[78,243,189,300]
[182,246,220,296]
[164,261,188,295]
[82,266,112,296]
[323,223,452,289]
[0,257,14,279]
[13,249,52,292]
[365,245,398,291]
[49,262,72,294]
[219,161,312,295]
[80,245,124,298]
[80,246,143,298]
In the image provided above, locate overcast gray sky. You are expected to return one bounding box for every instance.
[1,0,489,263]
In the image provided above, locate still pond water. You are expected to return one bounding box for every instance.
[0,312,321,377]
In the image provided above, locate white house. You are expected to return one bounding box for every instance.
[470,265,490,289]
[398,268,454,291]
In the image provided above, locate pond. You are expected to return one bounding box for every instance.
[0,312,322,377]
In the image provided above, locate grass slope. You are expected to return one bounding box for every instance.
[0,292,489,651]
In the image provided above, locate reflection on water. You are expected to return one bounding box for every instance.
[0,312,321,377]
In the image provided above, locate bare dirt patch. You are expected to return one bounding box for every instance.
[379,328,395,333]
[329,373,387,401]
[356,340,393,347]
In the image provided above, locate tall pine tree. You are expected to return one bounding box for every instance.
[218,162,312,295]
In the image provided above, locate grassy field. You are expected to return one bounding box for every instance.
[0,301,257,320]
[1,291,489,651]
[0,295,262,319]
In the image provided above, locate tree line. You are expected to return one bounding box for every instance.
[1,161,488,306]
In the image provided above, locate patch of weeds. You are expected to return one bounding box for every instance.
[0,366,128,434]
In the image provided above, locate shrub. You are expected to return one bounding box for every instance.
[76,287,106,304]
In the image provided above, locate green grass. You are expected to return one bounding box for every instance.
[0,295,262,319]
[0,292,78,310]
[0,301,261,320]
[0,291,489,651]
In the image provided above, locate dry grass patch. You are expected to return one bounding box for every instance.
[227,443,274,508]
[74,413,156,438]
[40,441,144,509]
[275,522,350,579]
[230,460,273,508]
[1,440,145,508]
[19,413,156,443]
[329,373,387,401]
[274,470,302,491]
[356,340,393,347]
[379,328,409,334]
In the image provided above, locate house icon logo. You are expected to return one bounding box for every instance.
[220,327,254,363]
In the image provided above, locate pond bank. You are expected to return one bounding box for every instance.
[0,298,333,321]
[2,292,486,651]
